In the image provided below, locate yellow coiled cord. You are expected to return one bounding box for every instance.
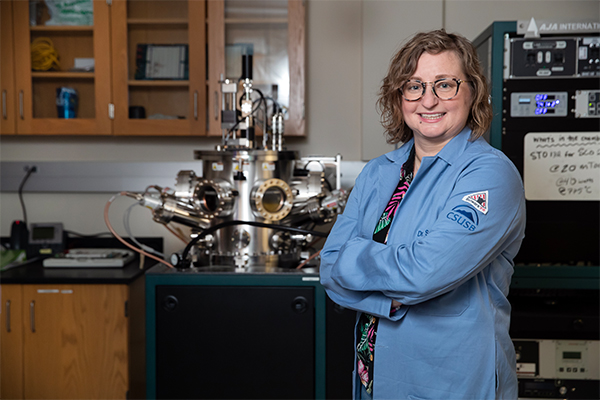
[31,37,61,71]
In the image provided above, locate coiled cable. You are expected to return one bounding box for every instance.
[31,37,60,71]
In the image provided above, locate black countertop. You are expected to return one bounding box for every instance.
[0,236,163,285]
[0,257,153,284]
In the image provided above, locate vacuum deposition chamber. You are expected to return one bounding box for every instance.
[106,49,358,399]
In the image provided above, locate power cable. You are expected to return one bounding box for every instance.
[18,166,36,225]
[180,220,329,267]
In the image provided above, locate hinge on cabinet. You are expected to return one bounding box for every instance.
[108,103,115,120]
[124,300,129,317]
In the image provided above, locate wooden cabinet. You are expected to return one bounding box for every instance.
[110,0,206,135]
[12,0,113,135]
[0,284,23,399]
[206,0,305,137]
[1,284,132,399]
[2,0,304,137]
[1,0,17,135]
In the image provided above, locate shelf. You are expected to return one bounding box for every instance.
[30,25,93,32]
[224,18,287,24]
[32,71,95,79]
[127,18,188,26]
[128,80,190,87]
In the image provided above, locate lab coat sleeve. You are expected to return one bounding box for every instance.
[329,155,526,306]
[319,162,396,319]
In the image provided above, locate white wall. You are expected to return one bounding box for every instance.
[1,0,598,256]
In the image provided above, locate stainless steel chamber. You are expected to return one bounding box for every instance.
[129,55,346,269]
[140,149,346,269]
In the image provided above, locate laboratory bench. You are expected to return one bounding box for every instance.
[0,238,160,400]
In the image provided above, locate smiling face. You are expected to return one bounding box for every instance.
[401,51,473,151]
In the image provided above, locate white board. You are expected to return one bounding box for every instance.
[523,132,600,201]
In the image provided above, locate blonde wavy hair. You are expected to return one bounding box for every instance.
[377,29,492,144]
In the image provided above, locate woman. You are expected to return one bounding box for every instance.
[320,30,526,399]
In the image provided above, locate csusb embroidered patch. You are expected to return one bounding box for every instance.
[462,191,488,214]
[447,205,479,231]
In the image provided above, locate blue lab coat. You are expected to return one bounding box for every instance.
[320,127,526,399]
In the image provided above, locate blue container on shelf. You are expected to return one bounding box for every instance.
[56,87,78,118]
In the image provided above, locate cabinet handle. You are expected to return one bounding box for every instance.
[5,300,10,332]
[30,300,35,333]
[194,91,198,120]
[2,90,6,119]
[214,91,219,120]
[19,91,24,119]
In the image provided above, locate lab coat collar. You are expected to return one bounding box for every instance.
[384,138,414,164]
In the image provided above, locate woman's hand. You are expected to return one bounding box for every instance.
[390,299,403,316]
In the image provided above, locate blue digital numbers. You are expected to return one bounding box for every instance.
[535,94,559,114]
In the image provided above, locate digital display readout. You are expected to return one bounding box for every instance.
[536,101,560,108]
[563,351,582,360]
[511,91,567,117]
[536,94,556,101]
[32,226,56,240]
[535,108,556,115]
[535,94,560,114]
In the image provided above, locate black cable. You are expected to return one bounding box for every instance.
[239,88,266,115]
[253,88,266,114]
[65,230,113,238]
[180,220,329,266]
[228,89,267,137]
[265,96,282,114]
[227,118,243,136]
[18,166,36,225]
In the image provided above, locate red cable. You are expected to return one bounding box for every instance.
[104,192,175,269]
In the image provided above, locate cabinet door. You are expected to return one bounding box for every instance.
[12,0,112,135]
[207,0,306,138]
[22,284,129,399]
[110,0,206,136]
[0,285,24,399]
[1,1,17,135]
[155,285,315,399]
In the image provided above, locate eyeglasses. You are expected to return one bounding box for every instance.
[399,78,469,101]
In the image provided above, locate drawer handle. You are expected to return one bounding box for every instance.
[194,91,198,120]
[2,90,6,119]
[19,91,24,119]
[5,300,10,332]
[30,300,35,333]
[214,91,219,120]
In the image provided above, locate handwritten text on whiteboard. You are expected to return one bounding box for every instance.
[523,132,600,201]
